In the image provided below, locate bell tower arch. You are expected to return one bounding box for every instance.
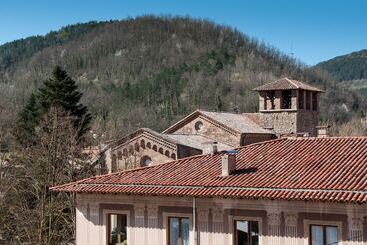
[254,78,324,136]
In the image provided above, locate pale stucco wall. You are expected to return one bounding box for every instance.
[75,194,367,245]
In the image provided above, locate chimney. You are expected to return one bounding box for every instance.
[316,125,330,138]
[221,150,237,176]
[212,142,218,154]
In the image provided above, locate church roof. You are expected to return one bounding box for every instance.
[51,137,367,204]
[253,77,324,92]
[163,110,273,135]
[111,128,232,152]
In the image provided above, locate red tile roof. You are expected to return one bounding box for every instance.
[51,137,367,204]
[253,78,324,92]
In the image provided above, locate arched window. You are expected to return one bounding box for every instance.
[140,139,145,148]
[129,146,134,154]
[111,154,117,172]
[165,150,170,157]
[171,153,176,160]
[140,156,152,167]
[158,147,164,154]
[135,142,140,151]
[123,148,128,157]
[117,151,122,160]
[147,142,152,149]
[152,145,157,151]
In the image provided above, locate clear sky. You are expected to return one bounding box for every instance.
[1,0,366,65]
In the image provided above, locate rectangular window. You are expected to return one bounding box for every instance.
[234,220,259,245]
[108,214,127,245]
[312,92,318,111]
[282,90,292,109]
[298,89,304,109]
[266,91,275,110]
[169,217,190,245]
[310,225,338,245]
[306,91,311,110]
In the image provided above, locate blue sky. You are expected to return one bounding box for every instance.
[1,0,366,65]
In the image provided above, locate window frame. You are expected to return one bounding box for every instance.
[281,90,292,109]
[303,220,342,245]
[103,209,131,245]
[168,216,190,245]
[309,224,339,245]
[230,216,263,245]
[163,212,192,245]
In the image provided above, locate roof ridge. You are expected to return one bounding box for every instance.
[285,77,300,88]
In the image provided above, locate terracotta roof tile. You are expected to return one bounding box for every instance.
[253,78,324,92]
[51,137,367,203]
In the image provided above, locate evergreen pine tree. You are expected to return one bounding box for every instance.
[14,93,40,146]
[37,66,92,139]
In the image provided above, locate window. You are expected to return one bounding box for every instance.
[310,225,338,245]
[194,121,204,131]
[282,90,292,109]
[312,92,318,111]
[108,214,127,245]
[306,91,311,110]
[169,217,190,245]
[298,89,304,109]
[266,91,275,110]
[140,155,152,167]
[234,220,259,245]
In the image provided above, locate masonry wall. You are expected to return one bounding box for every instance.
[241,133,276,146]
[260,111,298,136]
[109,134,177,172]
[171,115,241,146]
[76,194,367,245]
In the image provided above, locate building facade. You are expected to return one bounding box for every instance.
[98,78,323,173]
[53,137,367,245]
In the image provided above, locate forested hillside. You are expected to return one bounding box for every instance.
[315,49,367,81]
[0,16,365,144]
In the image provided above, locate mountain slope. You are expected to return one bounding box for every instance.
[0,16,364,141]
[315,49,367,81]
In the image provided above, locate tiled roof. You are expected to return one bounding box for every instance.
[163,134,233,152]
[163,110,274,135]
[110,128,232,152]
[253,78,324,92]
[51,137,367,204]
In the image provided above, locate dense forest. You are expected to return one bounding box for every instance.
[315,49,367,81]
[0,15,365,147]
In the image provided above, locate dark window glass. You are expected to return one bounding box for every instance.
[266,91,275,110]
[282,90,292,109]
[235,220,259,245]
[312,92,318,111]
[306,91,311,110]
[298,89,304,109]
[310,225,338,245]
[108,214,127,245]
[169,217,190,245]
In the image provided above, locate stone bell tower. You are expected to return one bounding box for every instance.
[254,78,324,136]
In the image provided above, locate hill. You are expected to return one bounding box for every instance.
[315,49,367,81]
[0,16,365,143]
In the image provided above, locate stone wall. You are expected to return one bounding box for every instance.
[171,115,241,146]
[109,134,177,172]
[241,133,276,145]
[297,110,319,136]
[260,110,298,135]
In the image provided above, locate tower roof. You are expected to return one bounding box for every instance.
[253,78,324,92]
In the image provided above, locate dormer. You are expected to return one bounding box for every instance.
[254,78,324,136]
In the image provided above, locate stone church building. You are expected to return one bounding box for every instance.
[99,78,324,173]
